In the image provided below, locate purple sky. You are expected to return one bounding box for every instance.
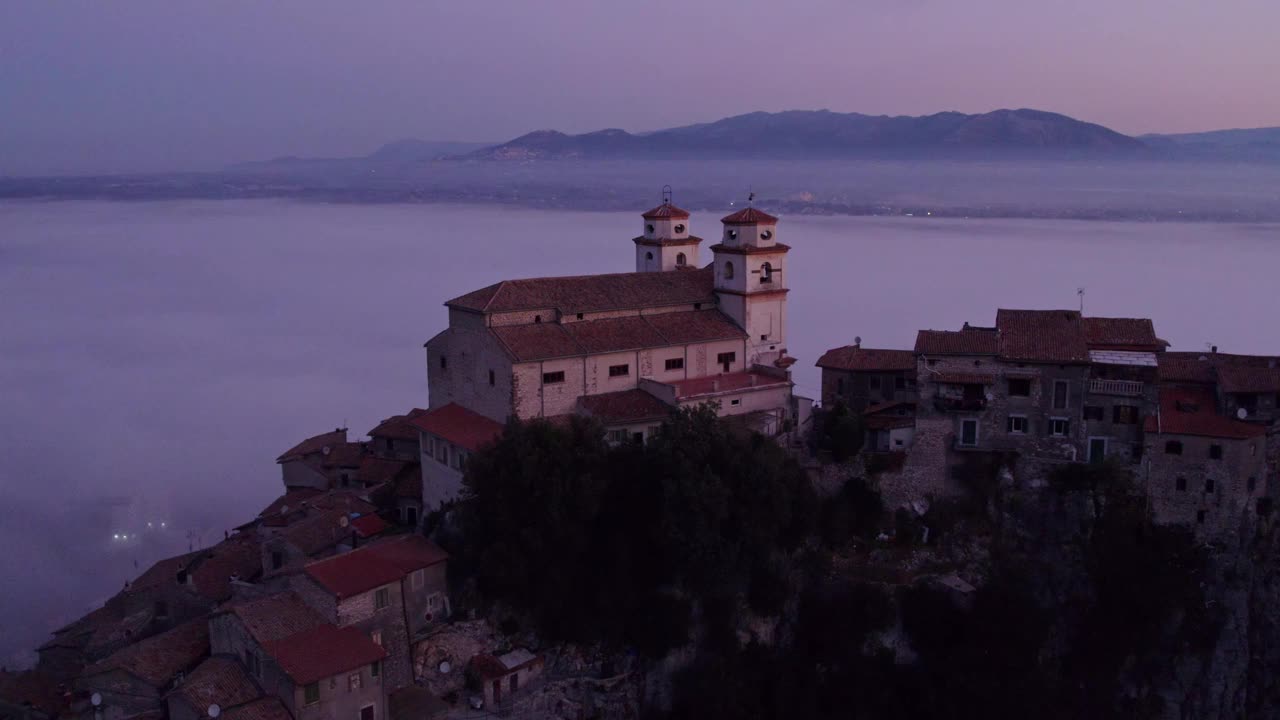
[3,0,1277,175]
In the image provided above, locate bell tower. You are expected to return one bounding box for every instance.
[712,204,789,367]
[634,187,701,272]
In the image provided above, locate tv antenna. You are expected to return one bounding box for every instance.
[1077,287,1085,313]
[661,185,672,205]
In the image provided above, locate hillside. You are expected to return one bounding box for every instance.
[1142,126,1280,161]
[468,108,1146,160]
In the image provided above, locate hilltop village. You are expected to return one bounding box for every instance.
[4,199,1279,720]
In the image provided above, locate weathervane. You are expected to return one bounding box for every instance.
[662,184,672,205]
[748,189,755,207]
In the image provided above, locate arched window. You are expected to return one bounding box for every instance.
[645,251,654,260]
[723,261,735,279]
[646,224,655,234]
[676,252,686,266]
[760,262,773,284]
[534,315,542,324]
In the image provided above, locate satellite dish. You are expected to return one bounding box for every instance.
[208,705,221,719]
[986,392,995,401]
[338,515,349,528]
[438,660,452,674]
[1237,407,1249,420]
[91,693,102,707]
[322,446,332,455]
[854,336,862,346]
[279,505,289,515]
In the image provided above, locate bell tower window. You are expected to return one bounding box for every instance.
[761,262,773,284]
[723,261,735,279]
[645,251,654,260]
[646,224,655,234]
[676,253,686,266]
[674,224,685,233]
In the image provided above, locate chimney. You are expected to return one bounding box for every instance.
[1212,345,1218,353]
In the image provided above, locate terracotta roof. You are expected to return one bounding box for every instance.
[0,669,64,716]
[259,489,323,518]
[220,697,293,720]
[642,203,691,219]
[1218,365,1280,394]
[672,370,791,399]
[410,403,504,452]
[1082,317,1164,350]
[358,456,409,488]
[1145,386,1267,440]
[578,389,673,424]
[83,619,209,688]
[350,514,388,538]
[563,315,669,354]
[642,310,746,345]
[446,267,715,314]
[190,538,262,602]
[276,507,356,557]
[367,409,429,441]
[322,441,367,469]
[277,429,347,463]
[721,207,778,225]
[914,328,999,355]
[222,593,326,645]
[1159,352,1218,384]
[996,309,1089,363]
[304,536,448,599]
[492,310,744,362]
[167,656,260,712]
[264,625,386,685]
[490,323,582,362]
[469,649,543,681]
[933,373,996,385]
[816,346,915,372]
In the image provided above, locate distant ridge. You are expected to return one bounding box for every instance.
[464,109,1146,160]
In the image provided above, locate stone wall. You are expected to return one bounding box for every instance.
[336,585,414,692]
[1144,432,1268,540]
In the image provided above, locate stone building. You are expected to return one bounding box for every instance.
[815,344,917,412]
[165,656,260,720]
[74,619,209,720]
[256,492,379,579]
[366,410,428,462]
[409,403,504,512]
[468,649,544,710]
[275,429,368,491]
[423,201,797,438]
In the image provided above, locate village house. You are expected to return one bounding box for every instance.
[366,411,428,462]
[208,593,387,720]
[423,200,797,440]
[164,656,260,720]
[0,669,64,720]
[275,429,368,491]
[255,492,381,579]
[290,536,451,693]
[409,403,504,512]
[468,649,544,711]
[74,619,209,720]
[815,344,918,413]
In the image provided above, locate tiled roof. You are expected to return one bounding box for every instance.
[350,514,388,538]
[124,537,259,604]
[322,441,367,469]
[259,489,323,518]
[304,536,448,599]
[223,593,326,645]
[264,625,386,685]
[446,267,715,314]
[367,409,429,441]
[815,346,916,372]
[0,669,64,716]
[721,207,778,225]
[277,429,347,463]
[167,656,260,712]
[1159,352,1218,384]
[642,203,691,219]
[578,389,673,424]
[410,403,504,452]
[996,309,1089,363]
[491,310,744,362]
[220,697,293,720]
[276,507,357,557]
[1083,317,1164,350]
[672,370,791,399]
[1145,386,1267,440]
[1218,365,1280,394]
[83,619,209,688]
[358,456,409,488]
[914,328,999,356]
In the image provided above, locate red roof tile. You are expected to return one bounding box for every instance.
[578,389,673,424]
[642,203,691,219]
[491,323,582,362]
[1159,352,1218,384]
[672,370,791,399]
[221,698,292,720]
[367,409,429,441]
[1083,317,1164,350]
[721,207,778,225]
[350,514,388,538]
[322,441,367,469]
[1218,365,1280,394]
[642,310,746,345]
[494,310,744,362]
[410,403,504,452]
[167,656,260,712]
[83,619,209,688]
[358,456,409,488]
[259,489,323,518]
[277,429,347,463]
[264,625,386,685]
[996,309,1089,363]
[223,593,326,645]
[304,536,448,599]
[0,669,64,716]
[914,328,999,356]
[446,267,715,314]
[815,346,915,372]
[563,315,669,354]
[1145,385,1267,440]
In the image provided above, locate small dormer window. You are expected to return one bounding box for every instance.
[676,252,686,266]
[761,230,773,240]
[646,224,655,234]
[724,261,735,279]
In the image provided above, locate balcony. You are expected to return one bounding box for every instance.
[1089,379,1144,397]
[934,396,987,413]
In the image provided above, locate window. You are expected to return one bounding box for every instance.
[349,672,362,691]
[1008,378,1031,397]
[1196,510,1206,524]
[534,315,542,323]
[760,230,773,240]
[1165,440,1183,455]
[676,252,687,266]
[1209,444,1223,460]
[423,438,432,458]
[727,229,738,240]
[1248,477,1258,492]
[959,418,979,447]
[1176,477,1187,491]
[836,378,845,394]
[427,593,443,612]
[370,630,382,647]
[608,364,629,378]
[761,334,768,341]
[374,587,389,610]
[607,429,628,444]
[1052,380,1069,410]
[411,569,424,589]
[665,357,684,371]
[1083,406,1104,421]
[489,370,495,386]
[436,440,448,466]
[340,473,350,488]
[645,251,653,260]
[646,223,655,233]
[730,399,741,406]
[542,371,565,385]
[869,376,881,389]
[370,661,381,679]
[895,376,907,390]
[1113,405,1139,425]
[248,653,261,678]
[576,313,584,320]
[1205,479,1215,493]
[1049,417,1070,437]
[452,450,464,471]
[304,683,320,705]
[716,351,736,366]
[271,551,283,570]
[1007,415,1028,434]
[154,600,168,618]
[439,356,447,370]
[674,224,685,233]
[760,262,773,283]
[723,261,735,279]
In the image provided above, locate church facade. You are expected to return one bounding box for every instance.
[420,200,798,447]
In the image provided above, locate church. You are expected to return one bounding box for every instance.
[416,197,799,464]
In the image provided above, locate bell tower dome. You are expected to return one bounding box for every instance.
[634,188,701,272]
[712,204,790,367]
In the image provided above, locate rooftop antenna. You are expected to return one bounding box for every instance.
[661,184,672,205]
[1077,287,1085,313]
